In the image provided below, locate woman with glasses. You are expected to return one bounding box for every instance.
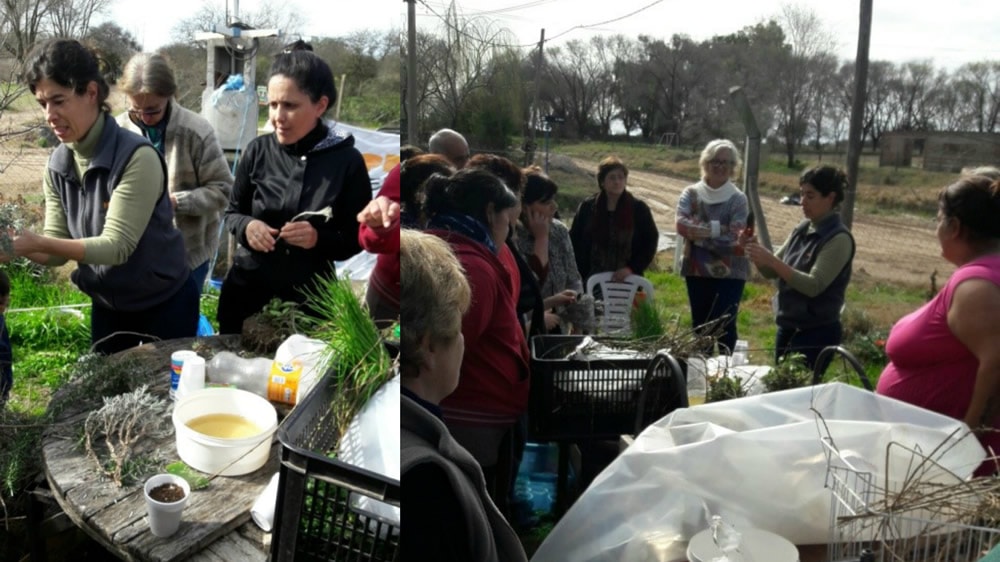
[6,39,198,354]
[117,52,233,294]
[216,49,370,334]
[569,155,658,282]
[745,165,855,370]
[675,139,750,354]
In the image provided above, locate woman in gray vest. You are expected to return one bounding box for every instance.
[7,39,198,354]
[400,229,528,562]
[745,165,855,370]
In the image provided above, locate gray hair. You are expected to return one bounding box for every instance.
[699,139,742,178]
[118,52,177,98]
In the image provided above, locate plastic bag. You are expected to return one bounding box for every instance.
[336,373,400,527]
[271,334,328,404]
[530,383,985,562]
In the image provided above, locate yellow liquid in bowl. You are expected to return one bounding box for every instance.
[186,413,262,439]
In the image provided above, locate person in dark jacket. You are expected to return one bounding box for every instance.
[217,50,371,334]
[745,165,855,369]
[569,156,658,282]
[400,228,527,562]
[7,39,198,354]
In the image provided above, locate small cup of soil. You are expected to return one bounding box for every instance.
[143,473,191,537]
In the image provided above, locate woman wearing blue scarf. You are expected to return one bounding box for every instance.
[423,168,530,519]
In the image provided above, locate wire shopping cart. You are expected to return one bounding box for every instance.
[823,437,1000,562]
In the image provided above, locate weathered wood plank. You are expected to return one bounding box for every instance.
[42,336,276,562]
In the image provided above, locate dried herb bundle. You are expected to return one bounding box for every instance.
[83,385,171,487]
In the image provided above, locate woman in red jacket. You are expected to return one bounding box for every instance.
[423,168,530,517]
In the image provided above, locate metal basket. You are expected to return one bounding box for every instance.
[824,438,1000,562]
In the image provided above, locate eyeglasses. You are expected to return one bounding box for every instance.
[127,106,165,118]
[709,159,734,167]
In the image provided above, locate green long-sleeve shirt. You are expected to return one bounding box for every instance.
[758,215,853,297]
[42,114,164,266]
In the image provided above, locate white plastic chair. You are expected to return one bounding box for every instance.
[585,272,655,335]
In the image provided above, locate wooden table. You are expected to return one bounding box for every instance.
[41,336,285,562]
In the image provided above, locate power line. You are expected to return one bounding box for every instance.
[545,0,666,43]
[416,0,531,49]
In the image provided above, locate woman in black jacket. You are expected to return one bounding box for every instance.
[569,156,658,282]
[217,50,371,333]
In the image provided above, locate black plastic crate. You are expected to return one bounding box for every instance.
[271,372,400,562]
[529,335,654,441]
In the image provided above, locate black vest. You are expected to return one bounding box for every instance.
[48,115,189,311]
[776,213,854,329]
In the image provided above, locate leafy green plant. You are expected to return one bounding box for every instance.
[303,273,392,440]
[631,297,665,340]
[166,461,211,490]
[706,372,750,403]
[8,308,89,352]
[761,352,812,392]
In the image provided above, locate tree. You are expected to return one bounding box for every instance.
[48,0,110,38]
[952,61,1000,133]
[416,2,519,147]
[84,21,140,82]
[773,3,837,167]
[0,0,50,62]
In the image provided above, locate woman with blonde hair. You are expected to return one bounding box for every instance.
[400,229,527,561]
[117,52,233,294]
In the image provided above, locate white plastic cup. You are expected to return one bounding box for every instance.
[144,473,191,538]
[176,356,206,401]
[170,350,201,400]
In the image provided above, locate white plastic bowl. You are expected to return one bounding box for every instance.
[172,387,278,476]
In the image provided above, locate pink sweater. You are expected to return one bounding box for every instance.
[877,254,1000,474]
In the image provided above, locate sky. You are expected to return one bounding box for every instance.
[414,0,1000,70]
[105,0,403,51]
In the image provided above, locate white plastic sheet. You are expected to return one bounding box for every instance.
[530,383,985,562]
[336,373,400,526]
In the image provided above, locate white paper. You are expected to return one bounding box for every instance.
[250,472,280,532]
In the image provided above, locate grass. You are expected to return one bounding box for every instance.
[543,140,955,222]
[639,250,919,386]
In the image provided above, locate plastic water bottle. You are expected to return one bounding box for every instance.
[206,351,273,398]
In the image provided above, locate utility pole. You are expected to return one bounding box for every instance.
[405,0,418,145]
[843,0,873,230]
[524,29,545,167]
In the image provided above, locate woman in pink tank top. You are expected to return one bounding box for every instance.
[876,173,1000,476]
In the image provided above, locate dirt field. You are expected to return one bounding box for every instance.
[567,157,952,290]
